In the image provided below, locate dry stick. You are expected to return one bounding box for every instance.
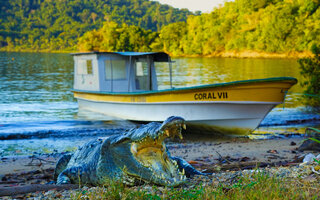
[0,184,78,197]
[0,180,25,184]
[26,155,56,166]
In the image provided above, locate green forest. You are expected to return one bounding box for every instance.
[1,0,320,57]
[0,0,192,51]
[159,0,320,56]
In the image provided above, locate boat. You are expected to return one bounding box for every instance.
[72,52,297,135]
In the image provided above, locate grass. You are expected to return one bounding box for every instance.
[70,171,320,200]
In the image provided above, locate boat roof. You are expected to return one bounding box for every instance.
[71,51,170,62]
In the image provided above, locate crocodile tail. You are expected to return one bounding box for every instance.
[53,154,73,181]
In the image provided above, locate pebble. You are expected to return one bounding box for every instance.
[303,153,316,164]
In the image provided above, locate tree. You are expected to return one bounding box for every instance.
[78,21,158,52]
[0,0,192,51]
[298,44,320,109]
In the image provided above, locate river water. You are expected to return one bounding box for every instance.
[0,52,319,156]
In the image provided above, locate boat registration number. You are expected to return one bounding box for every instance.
[194,92,228,100]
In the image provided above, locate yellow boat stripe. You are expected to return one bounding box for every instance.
[74,81,294,104]
[75,98,282,105]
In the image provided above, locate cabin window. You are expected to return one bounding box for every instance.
[105,60,127,80]
[135,61,150,90]
[77,59,93,75]
[154,62,170,90]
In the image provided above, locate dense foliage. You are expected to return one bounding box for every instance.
[298,44,320,108]
[2,0,320,55]
[78,0,320,56]
[154,0,320,56]
[78,21,158,52]
[0,0,192,51]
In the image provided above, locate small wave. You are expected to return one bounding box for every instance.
[0,102,77,112]
[260,107,320,127]
[0,120,136,140]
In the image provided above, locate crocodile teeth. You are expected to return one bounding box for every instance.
[183,123,186,130]
[178,132,183,140]
[165,129,170,137]
[131,143,137,154]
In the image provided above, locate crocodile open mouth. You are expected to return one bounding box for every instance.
[130,117,187,185]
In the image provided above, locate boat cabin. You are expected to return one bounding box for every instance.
[72,52,171,93]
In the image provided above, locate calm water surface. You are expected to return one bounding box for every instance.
[0,52,319,156]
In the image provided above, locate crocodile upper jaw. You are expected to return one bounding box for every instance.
[128,117,187,186]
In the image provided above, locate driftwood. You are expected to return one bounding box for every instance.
[0,184,78,197]
[0,180,25,184]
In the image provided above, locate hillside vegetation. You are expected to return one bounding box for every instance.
[0,0,192,51]
[1,0,320,57]
[156,0,320,56]
[79,0,320,57]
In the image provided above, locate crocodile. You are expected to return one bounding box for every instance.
[54,116,208,187]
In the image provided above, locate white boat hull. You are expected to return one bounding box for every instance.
[77,99,276,135]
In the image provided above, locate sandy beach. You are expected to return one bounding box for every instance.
[2,135,320,199]
[0,155,58,176]
[0,137,307,179]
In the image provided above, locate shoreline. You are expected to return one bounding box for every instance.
[1,136,318,198]
[207,50,312,59]
[0,49,312,59]
[171,50,312,59]
[0,137,306,176]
